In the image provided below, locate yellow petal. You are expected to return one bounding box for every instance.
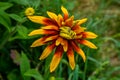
[61,6,69,20]
[30,37,46,47]
[27,16,51,25]
[47,11,58,21]
[50,46,63,72]
[71,41,86,62]
[58,14,63,21]
[67,46,75,70]
[41,25,58,31]
[55,37,63,46]
[77,40,97,49]
[61,39,68,52]
[44,35,58,42]
[28,29,45,36]
[76,18,87,25]
[39,43,55,60]
[57,14,63,27]
[82,32,98,39]
[28,29,57,36]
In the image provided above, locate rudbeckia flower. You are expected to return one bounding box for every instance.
[27,6,97,72]
[25,7,35,16]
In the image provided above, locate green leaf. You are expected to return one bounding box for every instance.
[7,72,18,80]
[7,69,21,80]
[30,0,41,9]
[55,78,64,80]
[0,10,11,31]
[49,76,64,80]
[9,14,24,22]
[24,69,44,80]
[103,37,120,48]
[0,31,10,49]
[11,0,29,5]
[11,0,41,8]
[0,2,13,10]
[20,52,31,80]
[73,65,79,80]
[17,25,28,39]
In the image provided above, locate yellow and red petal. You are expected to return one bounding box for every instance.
[28,29,57,36]
[39,43,55,60]
[82,32,98,39]
[41,25,59,31]
[57,14,63,27]
[27,16,54,25]
[61,6,69,20]
[47,11,58,21]
[77,39,97,49]
[74,34,82,39]
[30,37,47,47]
[61,39,68,52]
[67,46,75,70]
[75,18,87,25]
[55,37,63,46]
[31,35,58,47]
[50,45,63,72]
[65,16,74,27]
[72,25,86,34]
[44,35,59,42]
[71,41,86,62]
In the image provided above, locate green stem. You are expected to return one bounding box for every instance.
[83,49,89,80]
[0,31,10,49]
[0,27,16,49]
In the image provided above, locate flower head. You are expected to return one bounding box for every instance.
[27,6,97,72]
[25,7,35,16]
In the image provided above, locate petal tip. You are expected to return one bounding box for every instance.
[96,35,98,38]
[83,58,86,62]
[84,18,88,21]
[71,67,75,70]
[50,68,54,73]
[61,6,66,10]
[94,46,98,49]
[50,64,56,72]
[70,64,75,70]
[39,55,45,60]
[83,55,86,62]
[78,18,88,25]
[30,45,35,47]
[61,6,64,9]
[39,57,42,60]
[91,45,98,49]
[46,11,50,14]
[28,33,32,36]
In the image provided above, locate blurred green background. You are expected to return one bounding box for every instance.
[0,0,120,80]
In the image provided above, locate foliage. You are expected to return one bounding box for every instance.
[0,0,120,80]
